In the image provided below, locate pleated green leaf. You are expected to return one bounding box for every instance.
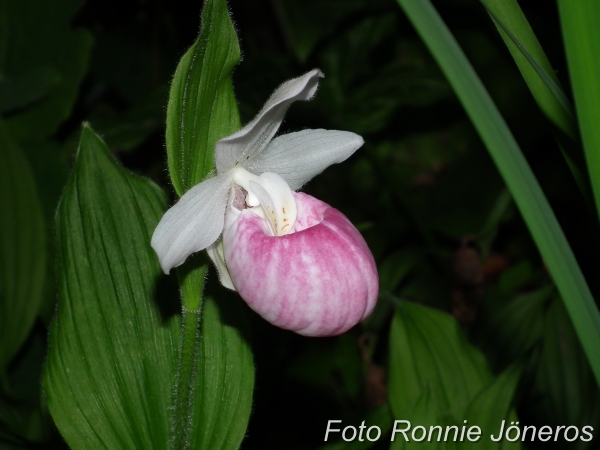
[395,0,600,388]
[558,1,600,219]
[462,364,521,449]
[0,120,46,377]
[188,295,254,449]
[389,302,491,422]
[166,0,241,195]
[389,302,521,450]
[44,125,179,449]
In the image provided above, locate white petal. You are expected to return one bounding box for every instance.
[215,69,324,173]
[249,172,297,236]
[247,129,364,191]
[151,173,232,273]
[206,239,235,290]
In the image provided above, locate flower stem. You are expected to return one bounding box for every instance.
[172,262,207,449]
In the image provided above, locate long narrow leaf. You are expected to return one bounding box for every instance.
[479,0,591,200]
[395,0,600,386]
[480,0,576,139]
[558,1,600,220]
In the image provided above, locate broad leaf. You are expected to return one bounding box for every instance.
[389,302,490,421]
[166,0,241,195]
[530,298,600,445]
[463,364,521,449]
[189,295,254,449]
[44,125,179,449]
[389,302,522,450]
[0,120,45,378]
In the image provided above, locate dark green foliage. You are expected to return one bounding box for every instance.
[2,0,599,448]
[44,126,179,449]
[0,122,45,378]
[1,0,92,141]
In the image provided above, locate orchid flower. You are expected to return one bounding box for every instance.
[151,69,378,336]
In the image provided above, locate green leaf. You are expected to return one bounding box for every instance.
[475,285,553,370]
[389,303,522,450]
[166,0,241,195]
[395,0,600,388]
[44,125,179,449]
[462,364,522,449]
[479,0,589,199]
[558,1,600,220]
[164,1,255,447]
[17,140,72,326]
[389,302,491,422]
[189,295,254,449]
[0,120,46,378]
[531,298,600,440]
[2,0,92,141]
[479,0,576,140]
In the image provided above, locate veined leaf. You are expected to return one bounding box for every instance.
[389,302,521,450]
[166,0,241,195]
[44,125,179,449]
[164,1,255,448]
[463,364,522,449]
[395,0,600,388]
[0,120,46,379]
[389,302,491,422]
[189,295,254,449]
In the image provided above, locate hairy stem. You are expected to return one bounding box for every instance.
[172,263,207,449]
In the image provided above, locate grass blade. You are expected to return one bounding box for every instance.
[479,1,592,201]
[557,1,600,220]
[395,0,600,386]
[480,0,576,139]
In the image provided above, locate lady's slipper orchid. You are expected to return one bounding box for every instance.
[151,69,378,336]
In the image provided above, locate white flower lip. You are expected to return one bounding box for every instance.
[151,68,365,274]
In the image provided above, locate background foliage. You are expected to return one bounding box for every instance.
[1,0,598,449]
